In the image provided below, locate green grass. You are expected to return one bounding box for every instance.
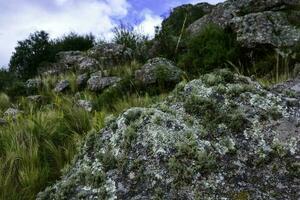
[0,68,165,199]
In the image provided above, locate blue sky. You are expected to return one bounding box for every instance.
[0,0,224,67]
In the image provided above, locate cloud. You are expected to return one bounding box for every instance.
[0,0,129,67]
[134,10,163,38]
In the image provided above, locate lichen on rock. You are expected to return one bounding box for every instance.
[37,69,300,200]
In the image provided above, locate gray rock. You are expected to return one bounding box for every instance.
[4,108,22,118]
[188,0,300,48]
[36,70,300,199]
[77,100,93,112]
[87,76,121,92]
[76,74,89,88]
[0,118,7,126]
[25,79,42,89]
[135,57,183,85]
[78,57,100,72]
[87,43,133,68]
[27,95,43,103]
[54,80,70,93]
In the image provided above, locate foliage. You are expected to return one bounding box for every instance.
[9,31,95,80]
[0,69,15,91]
[113,23,150,62]
[178,24,239,76]
[52,32,95,53]
[153,4,206,60]
[9,31,53,80]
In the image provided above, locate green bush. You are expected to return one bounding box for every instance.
[152,4,207,60]
[113,23,150,62]
[179,24,239,76]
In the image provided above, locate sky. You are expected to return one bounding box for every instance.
[0,0,224,67]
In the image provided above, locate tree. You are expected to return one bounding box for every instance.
[9,31,53,80]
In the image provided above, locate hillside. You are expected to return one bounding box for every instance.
[0,0,300,199]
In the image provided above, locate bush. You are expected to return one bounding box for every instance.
[9,31,54,80]
[153,4,207,60]
[52,32,95,53]
[113,23,149,62]
[179,24,239,76]
[0,69,15,91]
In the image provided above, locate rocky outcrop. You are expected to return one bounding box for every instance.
[188,0,300,48]
[37,70,300,199]
[87,43,133,67]
[54,80,70,93]
[87,76,121,92]
[77,100,93,112]
[135,58,183,85]
[76,73,89,88]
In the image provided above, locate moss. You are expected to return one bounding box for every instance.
[226,111,248,133]
[266,107,282,120]
[227,84,254,98]
[184,95,217,118]
[233,191,250,200]
[123,124,138,150]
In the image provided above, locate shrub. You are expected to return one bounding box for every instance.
[179,24,239,76]
[9,31,53,80]
[113,23,149,62]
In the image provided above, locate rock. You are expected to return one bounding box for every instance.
[25,79,42,89]
[77,100,93,112]
[27,95,43,103]
[4,108,22,118]
[87,76,121,92]
[293,63,300,77]
[37,70,300,199]
[0,118,7,126]
[135,57,183,85]
[87,43,133,68]
[78,57,100,72]
[56,51,83,66]
[188,0,300,48]
[76,74,89,88]
[54,80,70,93]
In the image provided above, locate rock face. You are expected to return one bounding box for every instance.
[87,43,133,67]
[37,70,300,199]
[87,76,121,92]
[135,58,183,85]
[54,80,70,93]
[188,0,300,48]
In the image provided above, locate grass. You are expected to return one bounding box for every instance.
[0,65,166,199]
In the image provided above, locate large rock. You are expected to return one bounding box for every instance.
[76,73,89,88]
[87,43,133,68]
[54,80,70,93]
[135,58,183,85]
[37,69,300,199]
[25,79,42,89]
[188,0,300,48]
[87,76,121,92]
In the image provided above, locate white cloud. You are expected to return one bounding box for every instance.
[0,0,129,67]
[134,10,163,38]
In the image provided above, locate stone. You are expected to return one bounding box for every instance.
[78,57,100,72]
[187,0,300,48]
[76,74,89,88]
[77,100,93,112]
[87,43,133,68]
[4,108,22,118]
[87,76,121,92]
[27,95,43,103]
[37,70,300,199]
[0,118,7,126]
[25,79,42,89]
[135,57,183,85]
[54,80,70,93]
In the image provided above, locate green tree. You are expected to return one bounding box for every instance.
[9,31,53,80]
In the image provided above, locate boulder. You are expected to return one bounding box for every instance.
[25,79,42,89]
[78,57,100,72]
[76,74,89,88]
[54,80,70,93]
[27,95,44,103]
[87,43,133,68]
[188,0,300,48]
[37,70,300,199]
[77,100,93,112]
[135,57,183,85]
[87,76,121,92]
[0,118,7,126]
[4,108,22,118]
